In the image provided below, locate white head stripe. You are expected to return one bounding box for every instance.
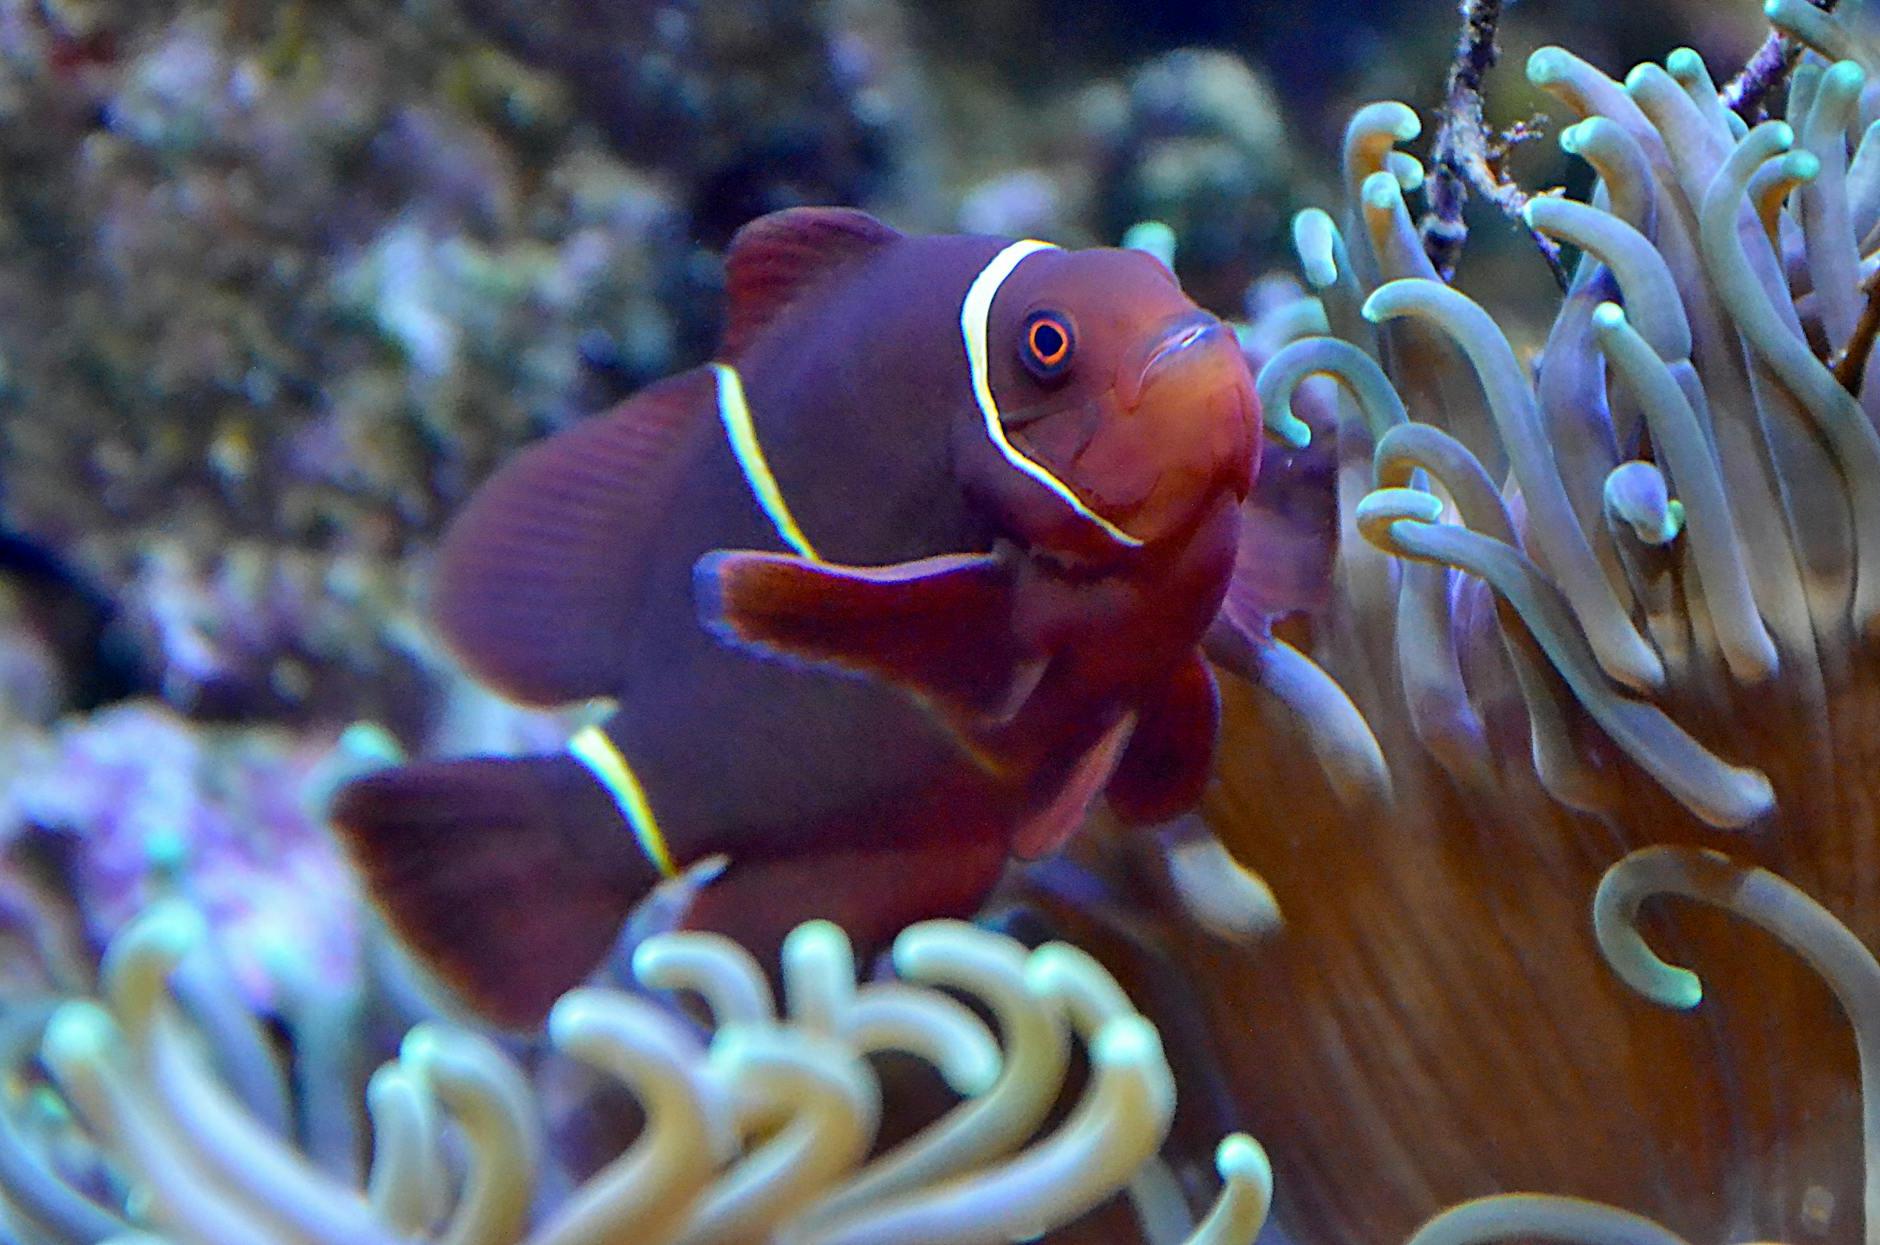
[710,362,820,561]
[959,241,1143,550]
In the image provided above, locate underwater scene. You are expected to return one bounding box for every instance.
[11,0,1880,1241]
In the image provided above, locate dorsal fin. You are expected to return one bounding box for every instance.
[720,207,902,358]
[429,369,713,705]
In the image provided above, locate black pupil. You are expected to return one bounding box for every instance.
[1033,323,1065,359]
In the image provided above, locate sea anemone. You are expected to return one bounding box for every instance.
[1074,3,1880,1241]
[0,900,1267,1244]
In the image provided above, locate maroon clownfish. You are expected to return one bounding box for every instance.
[334,207,1272,1027]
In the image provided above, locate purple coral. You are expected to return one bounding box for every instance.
[5,703,360,1011]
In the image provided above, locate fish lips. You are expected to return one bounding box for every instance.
[1114,310,1233,410]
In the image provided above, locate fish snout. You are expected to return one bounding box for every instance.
[1117,310,1231,409]
[1115,310,1260,502]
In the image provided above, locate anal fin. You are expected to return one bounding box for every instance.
[331,755,664,1028]
[678,835,1011,972]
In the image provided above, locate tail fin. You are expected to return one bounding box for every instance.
[330,755,661,1028]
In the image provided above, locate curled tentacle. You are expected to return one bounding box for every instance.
[1181,1134,1272,1245]
[805,920,1072,1225]
[633,932,776,1029]
[1360,172,1440,284]
[781,919,857,1036]
[38,1002,273,1245]
[1602,461,1682,547]
[1363,278,1666,692]
[1158,816,1285,942]
[1523,197,1691,360]
[1745,148,1818,244]
[1357,489,1773,827]
[364,1064,449,1236]
[782,921,1001,1097]
[405,1025,540,1245]
[1767,0,1863,64]
[103,903,395,1245]
[1560,118,1656,236]
[1342,102,1421,209]
[1291,209,1371,350]
[0,1001,131,1244]
[530,991,731,1245]
[1405,1193,1696,1245]
[1845,121,1880,244]
[1204,618,1392,809]
[1664,47,1742,149]
[675,1025,877,1244]
[1592,303,1777,683]
[804,967,1176,1245]
[1254,335,1406,451]
[1601,462,1689,677]
[1798,60,1866,344]
[1594,846,1880,1243]
[1700,121,1880,640]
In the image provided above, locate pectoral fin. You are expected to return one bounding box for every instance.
[695,548,1037,722]
[1223,436,1338,629]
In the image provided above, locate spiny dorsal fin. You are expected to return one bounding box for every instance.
[721,207,902,358]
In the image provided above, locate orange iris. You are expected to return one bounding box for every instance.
[1028,317,1071,368]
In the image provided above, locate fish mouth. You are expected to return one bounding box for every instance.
[1115,310,1231,410]
[1098,307,1259,538]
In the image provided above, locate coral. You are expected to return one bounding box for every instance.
[455,0,916,246]
[0,0,697,719]
[1090,48,1296,312]
[109,538,428,724]
[0,0,690,535]
[1,703,361,1010]
[0,904,1267,1244]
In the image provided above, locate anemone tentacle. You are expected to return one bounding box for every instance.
[7,905,1268,1245]
[1187,13,1880,1239]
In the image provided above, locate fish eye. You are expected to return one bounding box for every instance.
[1020,309,1075,382]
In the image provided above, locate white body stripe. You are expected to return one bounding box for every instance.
[959,241,1143,549]
[567,724,678,879]
[580,362,813,875]
[710,361,820,560]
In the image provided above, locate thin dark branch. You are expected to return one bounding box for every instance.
[1721,34,1803,122]
[1721,0,1842,124]
[1833,267,1880,396]
[1418,0,1568,289]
